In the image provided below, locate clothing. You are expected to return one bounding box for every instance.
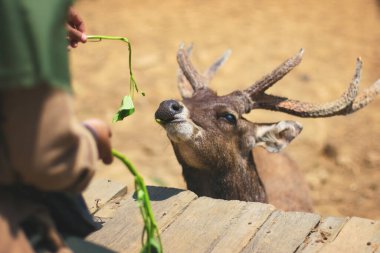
[0,188,69,253]
[0,86,99,253]
[0,0,109,251]
[0,0,73,91]
[0,85,97,191]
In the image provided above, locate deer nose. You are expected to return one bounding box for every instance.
[155,99,184,123]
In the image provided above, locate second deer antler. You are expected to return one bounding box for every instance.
[243,50,380,117]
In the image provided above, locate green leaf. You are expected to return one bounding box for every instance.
[112,95,135,122]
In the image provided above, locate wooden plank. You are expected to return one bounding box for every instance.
[86,186,197,253]
[373,231,380,253]
[320,217,380,253]
[209,201,275,253]
[159,197,273,253]
[241,210,321,253]
[296,216,348,253]
[86,184,380,253]
[83,179,128,214]
[92,194,128,222]
[144,187,198,233]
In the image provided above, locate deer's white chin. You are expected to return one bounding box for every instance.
[165,121,197,143]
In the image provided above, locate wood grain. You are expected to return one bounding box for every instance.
[209,201,275,253]
[320,217,380,253]
[241,210,321,253]
[87,186,197,252]
[83,179,128,214]
[84,185,380,253]
[296,216,348,253]
[159,197,248,253]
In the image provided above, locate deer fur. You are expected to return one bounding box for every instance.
[155,45,380,212]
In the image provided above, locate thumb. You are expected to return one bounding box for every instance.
[83,119,113,164]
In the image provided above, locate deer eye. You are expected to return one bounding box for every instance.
[220,113,237,124]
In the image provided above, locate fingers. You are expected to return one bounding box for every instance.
[100,126,113,165]
[82,119,114,165]
[68,7,86,33]
[66,24,86,48]
[67,7,87,48]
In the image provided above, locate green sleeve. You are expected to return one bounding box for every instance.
[0,0,74,91]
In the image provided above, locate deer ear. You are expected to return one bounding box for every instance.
[254,121,303,153]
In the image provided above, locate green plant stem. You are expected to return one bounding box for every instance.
[87,35,137,95]
[111,149,162,253]
[111,149,157,224]
[111,149,138,176]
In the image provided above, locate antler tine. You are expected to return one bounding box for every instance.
[344,79,380,114]
[204,49,232,83]
[245,48,304,98]
[251,58,367,117]
[177,45,194,98]
[177,43,206,92]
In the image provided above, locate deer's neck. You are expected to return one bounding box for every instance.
[177,150,267,203]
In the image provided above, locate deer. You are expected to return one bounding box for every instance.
[154,44,380,212]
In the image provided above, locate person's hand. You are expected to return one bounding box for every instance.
[82,119,113,164]
[66,7,87,48]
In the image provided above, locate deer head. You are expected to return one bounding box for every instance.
[155,44,380,203]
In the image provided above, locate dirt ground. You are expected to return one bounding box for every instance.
[71,0,380,219]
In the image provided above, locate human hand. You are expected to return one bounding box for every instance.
[83,119,113,164]
[67,7,87,48]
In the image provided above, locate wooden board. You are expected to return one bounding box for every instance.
[296,216,348,253]
[159,197,245,253]
[87,186,197,252]
[319,217,380,253]
[83,179,128,214]
[241,210,321,253]
[92,193,128,222]
[209,201,275,253]
[84,185,380,253]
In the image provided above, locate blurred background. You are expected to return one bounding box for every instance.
[71,0,380,219]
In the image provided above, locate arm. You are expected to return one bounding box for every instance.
[0,86,112,192]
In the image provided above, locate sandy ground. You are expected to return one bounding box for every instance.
[71,0,380,219]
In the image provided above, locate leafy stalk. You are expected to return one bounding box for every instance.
[87,35,144,122]
[112,149,163,253]
[88,35,160,252]
[87,35,160,252]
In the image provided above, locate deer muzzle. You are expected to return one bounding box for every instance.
[155,99,184,124]
[155,100,202,143]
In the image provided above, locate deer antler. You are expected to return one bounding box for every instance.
[243,50,379,117]
[177,44,206,92]
[203,49,231,83]
[177,44,231,95]
[177,45,379,117]
[245,49,304,96]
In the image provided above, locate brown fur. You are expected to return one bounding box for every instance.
[156,89,312,211]
[154,48,324,212]
[253,148,313,211]
[156,46,379,213]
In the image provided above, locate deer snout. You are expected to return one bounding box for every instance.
[155,99,184,123]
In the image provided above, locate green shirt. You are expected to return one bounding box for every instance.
[0,0,73,91]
